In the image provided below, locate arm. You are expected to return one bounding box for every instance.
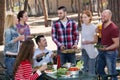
[51,22,63,47]
[4,29,24,46]
[73,21,79,45]
[88,28,98,44]
[105,38,119,50]
[21,62,40,80]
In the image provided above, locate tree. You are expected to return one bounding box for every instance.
[107,0,120,56]
[42,0,48,27]
[0,0,5,45]
[24,0,28,11]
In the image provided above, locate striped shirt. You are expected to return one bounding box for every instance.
[52,18,79,49]
[15,60,40,80]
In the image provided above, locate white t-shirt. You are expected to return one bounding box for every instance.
[61,20,67,28]
[33,48,53,67]
[81,23,98,59]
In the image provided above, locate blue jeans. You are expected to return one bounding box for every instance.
[81,49,96,75]
[4,56,16,78]
[57,50,76,66]
[96,50,118,80]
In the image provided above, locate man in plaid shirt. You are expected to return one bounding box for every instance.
[52,6,79,66]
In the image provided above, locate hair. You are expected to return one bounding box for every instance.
[35,35,44,45]
[103,9,112,17]
[5,13,16,29]
[58,6,67,12]
[80,10,92,23]
[17,10,26,22]
[13,39,34,76]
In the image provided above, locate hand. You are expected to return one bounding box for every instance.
[82,41,91,45]
[72,44,78,49]
[39,65,47,71]
[51,53,57,58]
[36,53,43,59]
[18,35,25,41]
[60,45,66,51]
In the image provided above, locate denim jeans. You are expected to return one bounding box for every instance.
[81,49,96,75]
[96,50,118,80]
[4,56,16,78]
[57,50,76,66]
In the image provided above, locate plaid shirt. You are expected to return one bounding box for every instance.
[52,18,79,49]
[16,23,31,40]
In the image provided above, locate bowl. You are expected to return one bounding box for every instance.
[69,71,79,76]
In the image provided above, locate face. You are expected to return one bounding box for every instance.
[81,14,90,24]
[38,37,47,47]
[57,10,66,20]
[101,11,110,23]
[21,12,28,22]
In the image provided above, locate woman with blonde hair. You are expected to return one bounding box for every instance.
[4,12,24,78]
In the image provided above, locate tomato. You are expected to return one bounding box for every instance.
[68,67,79,71]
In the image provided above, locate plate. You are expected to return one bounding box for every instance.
[45,70,57,74]
[61,49,80,54]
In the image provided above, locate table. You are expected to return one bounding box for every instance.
[42,71,98,80]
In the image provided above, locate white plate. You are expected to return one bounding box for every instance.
[45,70,57,74]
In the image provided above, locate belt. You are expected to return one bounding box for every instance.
[5,54,17,58]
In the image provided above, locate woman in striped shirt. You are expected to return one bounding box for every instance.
[13,39,47,80]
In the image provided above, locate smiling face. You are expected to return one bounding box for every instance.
[20,12,28,23]
[57,9,66,20]
[80,10,92,24]
[101,10,111,23]
[38,37,47,48]
[81,14,91,24]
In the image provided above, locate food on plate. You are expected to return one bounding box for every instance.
[94,44,104,48]
[56,68,68,77]
[76,60,84,69]
[61,49,80,54]
[45,69,53,72]
[68,67,79,71]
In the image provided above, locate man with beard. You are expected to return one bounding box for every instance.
[33,35,54,67]
[52,6,79,66]
[97,10,119,80]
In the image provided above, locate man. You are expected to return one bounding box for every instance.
[97,9,119,80]
[33,35,53,67]
[52,6,79,66]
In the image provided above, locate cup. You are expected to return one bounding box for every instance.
[53,64,57,70]
[66,63,71,68]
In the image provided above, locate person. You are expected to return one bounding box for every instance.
[16,10,32,40]
[4,13,24,78]
[13,39,47,79]
[97,9,119,80]
[80,10,98,75]
[33,35,54,67]
[52,6,79,66]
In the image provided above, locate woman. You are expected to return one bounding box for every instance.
[80,10,98,75]
[13,39,47,79]
[4,13,24,78]
[16,10,32,40]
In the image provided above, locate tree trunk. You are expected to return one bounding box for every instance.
[0,0,5,45]
[42,0,48,27]
[78,0,81,31]
[108,0,120,57]
[24,0,28,11]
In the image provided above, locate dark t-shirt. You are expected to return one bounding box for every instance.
[101,22,119,48]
